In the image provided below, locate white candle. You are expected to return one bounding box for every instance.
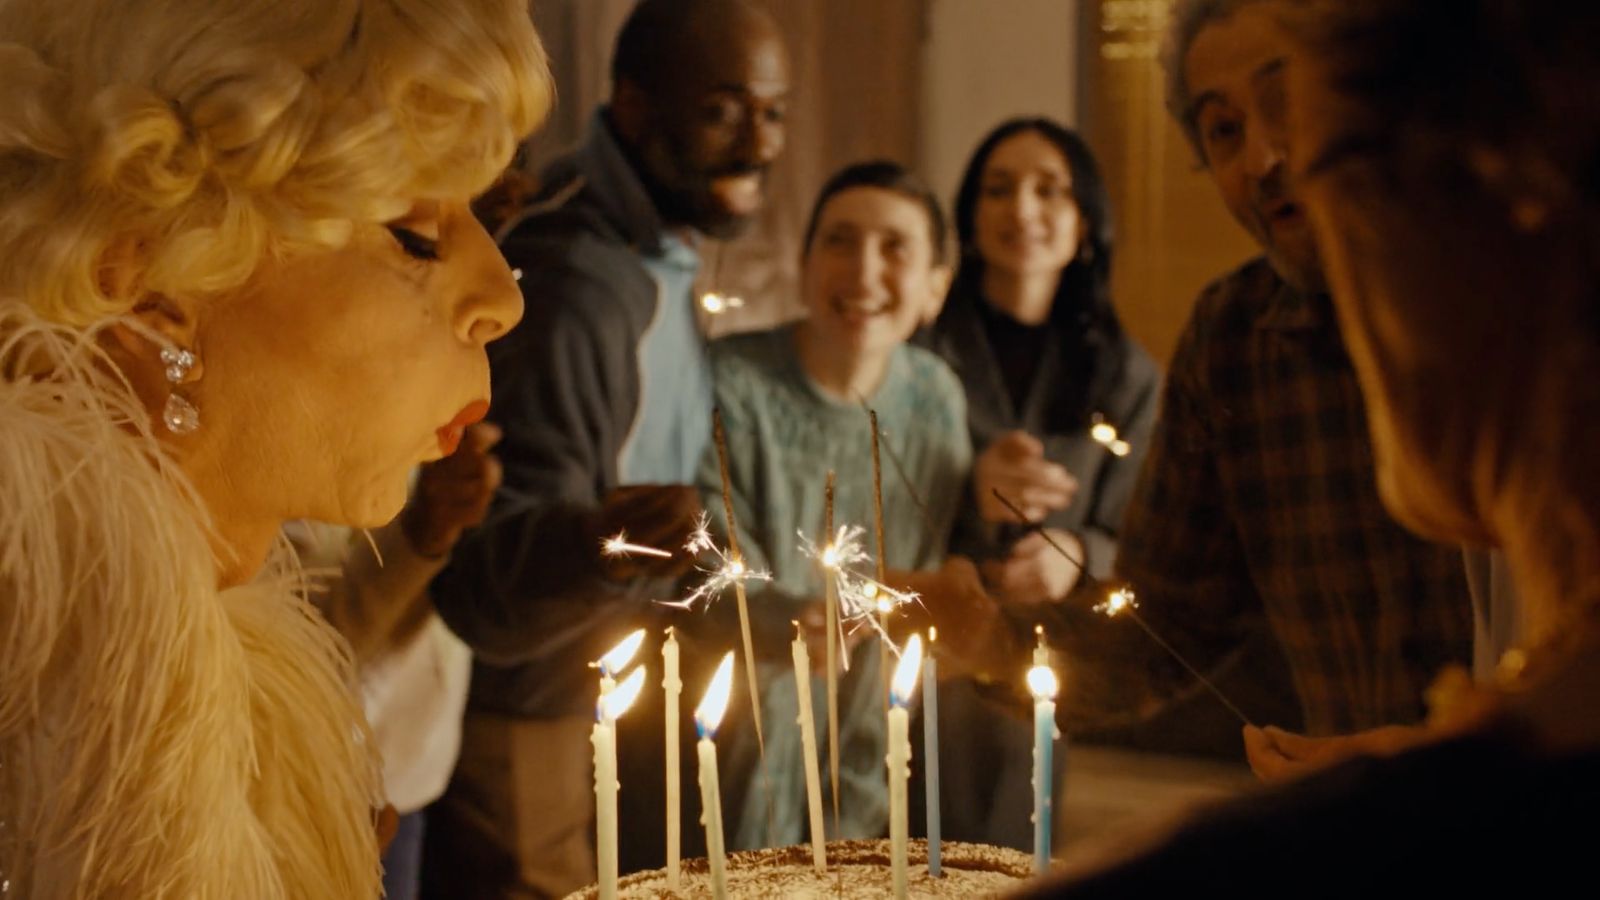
[887,635,923,900]
[1027,664,1060,875]
[696,652,735,900]
[593,667,645,900]
[662,628,682,890]
[792,623,828,873]
[922,629,941,877]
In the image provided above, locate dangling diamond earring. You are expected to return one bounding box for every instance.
[159,345,200,434]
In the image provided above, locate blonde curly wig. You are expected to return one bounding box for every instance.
[0,0,553,327]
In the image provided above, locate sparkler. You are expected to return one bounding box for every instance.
[601,531,674,560]
[699,292,746,316]
[800,524,922,647]
[856,394,941,537]
[1089,413,1132,458]
[869,409,892,707]
[713,408,765,757]
[699,242,746,316]
[657,512,772,612]
[991,489,1254,727]
[822,474,842,843]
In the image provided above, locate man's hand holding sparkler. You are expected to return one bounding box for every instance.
[595,484,704,580]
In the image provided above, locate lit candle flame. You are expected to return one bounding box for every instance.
[601,531,674,559]
[598,666,646,721]
[1094,587,1139,618]
[695,652,736,738]
[929,626,937,644]
[700,292,746,315]
[1026,665,1059,701]
[598,628,647,677]
[891,635,923,707]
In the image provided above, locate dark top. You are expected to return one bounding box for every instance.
[1104,258,1472,734]
[1014,728,1600,898]
[919,274,1162,583]
[430,112,685,719]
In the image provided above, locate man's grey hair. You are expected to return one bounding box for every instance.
[1162,0,1272,162]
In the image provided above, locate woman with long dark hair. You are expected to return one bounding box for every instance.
[927,117,1158,602]
[917,118,1160,849]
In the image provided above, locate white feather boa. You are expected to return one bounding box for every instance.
[0,302,383,898]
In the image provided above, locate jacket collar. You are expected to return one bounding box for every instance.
[565,109,672,255]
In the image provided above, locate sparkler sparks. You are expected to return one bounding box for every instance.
[699,292,746,315]
[1094,587,1139,617]
[601,531,674,559]
[684,511,718,556]
[659,512,772,611]
[800,525,920,644]
[1089,413,1132,457]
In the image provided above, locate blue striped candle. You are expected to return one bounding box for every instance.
[1027,664,1060,875]
[922,630,941,877]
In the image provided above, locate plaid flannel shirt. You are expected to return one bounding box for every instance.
[1110,258,1472,735]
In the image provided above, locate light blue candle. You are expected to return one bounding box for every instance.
[922,635,941,877]
[1027,665,1060,875]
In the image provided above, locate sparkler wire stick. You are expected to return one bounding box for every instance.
[856,394,939,536]
[991,489,1254,728]
[823,473,842,841]
[713,409,766,756]
[869,409,891,706]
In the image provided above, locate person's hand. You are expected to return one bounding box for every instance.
[981,529,1084,606]
[598,484,704,579]
[374,803,400,854]
[1243,723,1428,783]
[909,556,1016,677]
[974,430,1077,523]
[401,422,502,558]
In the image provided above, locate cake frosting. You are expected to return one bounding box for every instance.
[566,838,1036,898]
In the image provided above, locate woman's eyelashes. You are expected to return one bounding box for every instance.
[387,225,440,261]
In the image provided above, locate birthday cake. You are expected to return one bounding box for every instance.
[566,839,1036,898]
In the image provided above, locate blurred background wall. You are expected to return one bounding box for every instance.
[522,0,1258,366]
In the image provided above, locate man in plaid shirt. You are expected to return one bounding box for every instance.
[1071,0,1471,752]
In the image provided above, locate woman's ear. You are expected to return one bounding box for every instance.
[922,262,954,325]
[98,236,202,358]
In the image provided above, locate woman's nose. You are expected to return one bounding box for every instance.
[453,214,524,346]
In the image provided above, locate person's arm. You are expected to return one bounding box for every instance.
[308,521,448,664]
